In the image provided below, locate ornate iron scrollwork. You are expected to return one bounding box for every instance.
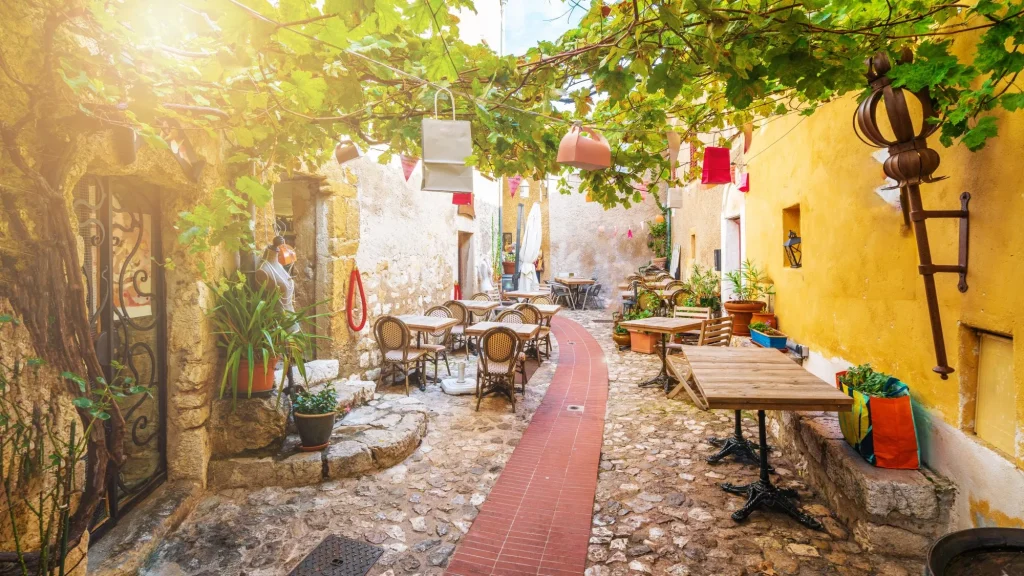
[854,51,970,379]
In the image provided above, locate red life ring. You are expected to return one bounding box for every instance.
[347,268,367,332]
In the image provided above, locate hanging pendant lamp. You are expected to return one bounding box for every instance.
[335,140,360,164]
[701,146,732,184]
[557,121,611,170]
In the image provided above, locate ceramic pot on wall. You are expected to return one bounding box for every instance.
[235,357,279,397]
[750,312,776,328]
[502,261,516,275]
[723,301,766,336]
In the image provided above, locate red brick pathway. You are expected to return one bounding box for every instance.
[446,317,607,576]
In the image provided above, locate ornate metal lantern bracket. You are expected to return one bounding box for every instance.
[854,51,971,379]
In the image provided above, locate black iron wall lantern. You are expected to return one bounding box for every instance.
[854,50,970,380]
[784,230,802,268]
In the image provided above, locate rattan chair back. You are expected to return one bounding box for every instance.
[517,304,542,325]
[529,295,553,305]
[479,327,521,377]
[424,305,454,344]
[443,300,470,325]
[470,292,491,301]
[496,309,526,324]
[374,315,411,360]
[635,290,662,314]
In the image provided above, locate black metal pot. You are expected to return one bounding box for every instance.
[294,412,336,450]
[926,527,1024,575]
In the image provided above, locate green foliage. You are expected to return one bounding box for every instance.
[502,251,516,263]
[646,220,668,259]
[293,387,338,415]
[684,263,721,311]
[748,322,782,336]
[175,178,272,275]
[724,260,774,302]
[205,274,323,404]
[838,364,898,398]
[613,323,629,335]
[623,309,654,321]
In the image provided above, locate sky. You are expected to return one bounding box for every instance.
[458,0,584,55]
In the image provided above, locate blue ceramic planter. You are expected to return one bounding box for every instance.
[751,328,787,350]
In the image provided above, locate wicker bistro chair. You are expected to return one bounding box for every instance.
[476,327,524,411]
[443,300,471,355]
[529,295,553,305]
[665,280,687,291]
[621,278,642,315]
[635,290,663,316]
[495,309,529,391]
[469,291,493,321]
[373,315,430,396]
[517,303,551,361]
[419,306,454,379]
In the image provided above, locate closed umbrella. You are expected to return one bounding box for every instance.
[518,204,542,291]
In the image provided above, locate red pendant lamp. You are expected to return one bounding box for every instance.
[701,146,732,184]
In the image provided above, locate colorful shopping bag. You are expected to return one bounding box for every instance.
[836,372,920,469]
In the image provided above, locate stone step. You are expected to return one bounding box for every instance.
[207,394,428,489]
[274,358,339,387]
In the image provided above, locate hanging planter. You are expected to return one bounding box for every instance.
[422,89,474,193]
[701,146,732,184]
[557,122,611,170]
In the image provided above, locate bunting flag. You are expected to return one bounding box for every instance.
[612,226,619,237]
[627,227,634,239]
[452,192,472,205]
[508,175,523,197]
[400,155,419,181]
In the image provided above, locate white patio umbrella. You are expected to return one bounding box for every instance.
[518,203,542,291]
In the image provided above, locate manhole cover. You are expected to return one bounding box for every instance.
[567,405,584,413]
[290,534,383,576]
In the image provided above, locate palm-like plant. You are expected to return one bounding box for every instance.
[724,260,774,302]
[207,274,323,403]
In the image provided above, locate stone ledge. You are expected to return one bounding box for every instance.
[87,481,202,576]
[769,410,955,558]
[207,394,428,490]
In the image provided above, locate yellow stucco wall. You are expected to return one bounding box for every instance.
[745,92,1024,471]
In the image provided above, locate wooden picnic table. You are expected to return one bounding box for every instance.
[668,346,853,531]
[503,290,548,300]
[465,321,540,340]
[617,317,704,392]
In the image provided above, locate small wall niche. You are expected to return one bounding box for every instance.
[782,204,801,268]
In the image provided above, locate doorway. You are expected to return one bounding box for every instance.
[73,176,168,540]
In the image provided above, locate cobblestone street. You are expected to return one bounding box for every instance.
[566,310,923,576]
[142,313,924,576]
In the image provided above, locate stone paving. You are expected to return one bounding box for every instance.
[565,310,923,576]
[140,344,559,576]
[138,311,926,576]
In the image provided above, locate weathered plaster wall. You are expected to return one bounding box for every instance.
[744,83,1024,528]
[548,178,662,307]
[670,182,724,277]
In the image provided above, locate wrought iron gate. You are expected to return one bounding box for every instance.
[73,176,168,539]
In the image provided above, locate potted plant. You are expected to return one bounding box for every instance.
[622,309,657,353]
[293,387,339,451]
[207,274,320,403]
[749,322,787,349]
[502,251,516,275]
[684,263,722,314]
[647,219,669,269]
[723,259,774,336]
[612,324,632,347]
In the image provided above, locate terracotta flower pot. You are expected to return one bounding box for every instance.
[612,331,632,347]
[294,411,336,451]
[630,331,658,354]
[751,312,776,328]
[235,356,279,397]
[723,301,766,336]
[502,261,516,275]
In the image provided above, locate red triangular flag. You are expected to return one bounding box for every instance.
[508,175,522,197]
[627,228,634,239]
[452,192,472,205]
[401,155,419,182]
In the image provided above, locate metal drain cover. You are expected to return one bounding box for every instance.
[290,534,383,576]
[567,405,584,413]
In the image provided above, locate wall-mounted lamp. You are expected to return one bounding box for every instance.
[784,230,802,268]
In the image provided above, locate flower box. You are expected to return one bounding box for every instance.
[750,327,787,350]
[629,331,658,354]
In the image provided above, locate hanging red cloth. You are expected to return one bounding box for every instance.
[346,268,367,332]
[452,192,472,205]
[738,172,750,192]
[701,146,732,184]
[453,283,462,300]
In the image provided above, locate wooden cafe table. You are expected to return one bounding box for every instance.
[668,346,853,530]
[531,303,562,319]
[502,290,548,300]
[617,316,704,392]
[554,277,596,309]
[396,314,459,389]
[465,321,540,341]
[456,299,499,321]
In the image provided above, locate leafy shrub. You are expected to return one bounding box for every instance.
[294,387,338,415]
[838,364,898,398]
[724,259,774,302]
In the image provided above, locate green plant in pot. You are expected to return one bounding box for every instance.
[684,263,722,314]
[293,386,340,451]
[723,259,774,336]
[207,274,320,404]
[647,219,669,269]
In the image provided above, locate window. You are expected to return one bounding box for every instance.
[974,333,1016,456]
[782,204,801,268]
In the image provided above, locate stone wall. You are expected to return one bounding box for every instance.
[548,178,662,309]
